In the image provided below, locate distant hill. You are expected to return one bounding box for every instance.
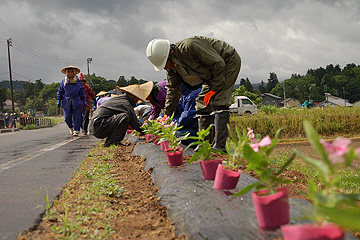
[252,83,262,90]
[1,79,118,91]
[0,80,25,91]
[235,83,263,90]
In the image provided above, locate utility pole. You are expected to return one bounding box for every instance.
[343,87,346,107]
[87,58,93,85]
[7,38,15,114]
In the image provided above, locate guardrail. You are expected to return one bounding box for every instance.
[20,117,52,128]
[0,117,53,129]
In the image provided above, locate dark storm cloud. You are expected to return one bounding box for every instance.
[0,0,359,84]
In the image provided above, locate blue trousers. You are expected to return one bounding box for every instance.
[81,110,90,133]
[64,107,82,131]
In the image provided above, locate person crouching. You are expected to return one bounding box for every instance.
[88,82,153,147]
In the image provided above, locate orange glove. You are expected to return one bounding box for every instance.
[204,90,216,106]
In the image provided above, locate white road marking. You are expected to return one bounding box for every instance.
[0,138,77,174]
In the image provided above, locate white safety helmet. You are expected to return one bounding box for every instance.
[146,38,170,71]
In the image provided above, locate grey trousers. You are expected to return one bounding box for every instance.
[90,113,130,147]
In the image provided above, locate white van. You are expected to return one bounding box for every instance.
[229,96,258,115]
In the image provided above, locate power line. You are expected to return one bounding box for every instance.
[12,45,83,65]
[12,71,33,80]
[11,39,84,65]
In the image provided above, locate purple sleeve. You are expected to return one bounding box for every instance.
[149,103,161,120]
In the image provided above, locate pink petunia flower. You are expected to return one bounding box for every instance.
[250,136,272,152]
[247,128,255,138]
[164,122,175,128]
[320,137,352,164]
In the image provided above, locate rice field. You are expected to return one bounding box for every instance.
[230,106,360,139]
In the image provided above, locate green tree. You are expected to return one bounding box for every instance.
[244,78,253,92]
[87,74,111,95]
[259,80,266,93]
[128,76,138,85]
[23,81,35,98]
[24,96,45,112]
[117,75,127,87]
[34,79,45,96]
[266,72,278,93]
[39,83,60,102]
[240,78,246,87]
[8,89,26,106]
[45,98,58,116]
[232,85,262,104]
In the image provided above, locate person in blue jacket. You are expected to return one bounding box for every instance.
[57,66,86,136]
[172,84,201,146]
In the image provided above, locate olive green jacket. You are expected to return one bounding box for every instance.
[165,36,241,116]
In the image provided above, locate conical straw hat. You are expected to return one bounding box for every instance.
[117,81,154,103]
[61,65,80,74]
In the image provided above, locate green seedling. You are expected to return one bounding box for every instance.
[35,188,53,215]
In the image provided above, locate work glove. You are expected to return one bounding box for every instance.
[83,99,87,107]
[57,100,61,108]
[204,90,216,106]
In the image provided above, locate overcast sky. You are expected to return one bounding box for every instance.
[0,0,359,86]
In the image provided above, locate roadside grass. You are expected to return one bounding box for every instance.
[46,116,65,124]
[30,143,125,239]
[22,124,39,130]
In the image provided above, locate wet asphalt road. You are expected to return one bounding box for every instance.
[0,123,98,240]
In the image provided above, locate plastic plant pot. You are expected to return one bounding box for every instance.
[145,134,154,142]
[281,223,345,240]
[153,136,161,146]
[160,140,170,151]
[200,159,223,180]
[165,148,183,166]
[213,164,241,190]
[251,187,289,230]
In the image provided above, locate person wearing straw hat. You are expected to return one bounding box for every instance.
[96,91,108,98]
[88,82,152,147]
[144,80,167,120]
[146,36,241,152]
[57,66,86,136]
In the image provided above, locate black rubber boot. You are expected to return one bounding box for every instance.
[194,114,214,152]
[213,111,230,153]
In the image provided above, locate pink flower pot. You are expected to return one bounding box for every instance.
[281,223,345,240]
[252,187,289,230]
[153,136,161,146]
[213,164,241,190]
[145,134,154,142]
[165,148,183,166]
[200,159,223,180]
[160,141,170,151]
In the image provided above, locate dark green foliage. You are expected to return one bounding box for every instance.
[271,63,360,103]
